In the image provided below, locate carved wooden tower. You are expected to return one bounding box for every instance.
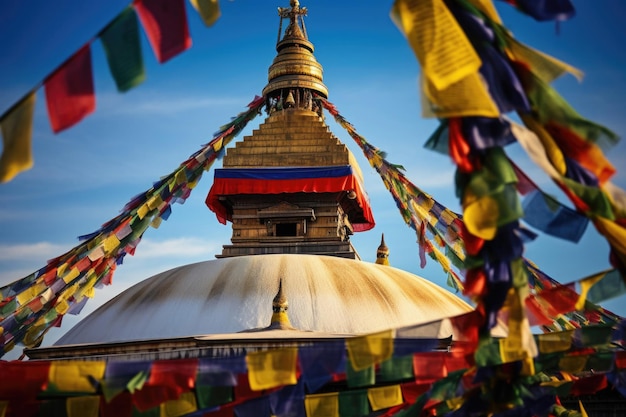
[206,0,374,259]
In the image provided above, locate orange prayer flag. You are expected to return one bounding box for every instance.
[134,0,192,63]
[0,92,36,182]
[44,45,95,133]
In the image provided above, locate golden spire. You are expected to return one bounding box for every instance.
[262,1,328,101]
[375,234,390,266]
[269,278,294,329]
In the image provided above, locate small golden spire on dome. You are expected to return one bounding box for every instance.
[375,234,390,266]
[270,278,294,329]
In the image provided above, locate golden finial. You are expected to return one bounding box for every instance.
[375,234,390,266]
[270,278,294,329]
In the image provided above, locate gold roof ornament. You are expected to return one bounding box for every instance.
[376,234,390,266]
[269,278,294,329]
[262,0,328,99]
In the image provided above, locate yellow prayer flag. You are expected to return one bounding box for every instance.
[151,216,163,229]
[594,216,626,255]
[189,0,221,27]
[246,347,298,391]
[367,385,403,411]
[147,194,163,211]
[0,401,8,417]
[212,137,224,152]
[67,395,100,417]
[0,92,36,183]
[391,0,482,90]
[559,355,588,373]
[422,67,499,118]
[62,267,81,284]
[575,272,606,310]
[462,194,499,240]
[103,234,121,254]
[161,392,198,417]
[538,330,573,353]
[305,393,339,417]
[49,361,106,393]
[16,281,45,306]
[346,329,394,372]
[504,33,583,83]
[55,299,70,315]
[137,202,150,219]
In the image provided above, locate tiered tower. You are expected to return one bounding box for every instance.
[207,0,374,259]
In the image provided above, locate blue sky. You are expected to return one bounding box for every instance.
[1,1,625,354]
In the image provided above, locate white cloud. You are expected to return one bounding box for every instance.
[130,237,220,259]
[0,242,67,261]
[96,92,248,117]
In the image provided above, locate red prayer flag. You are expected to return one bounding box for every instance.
[44,45,95,133]
[133,0,192,63]
[147,359,198,395]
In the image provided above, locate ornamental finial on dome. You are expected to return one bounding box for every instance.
[270,278,294,329]
[376,234,390,266]
[263,1,328,99]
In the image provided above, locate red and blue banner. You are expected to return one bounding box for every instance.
[206,166,375,232]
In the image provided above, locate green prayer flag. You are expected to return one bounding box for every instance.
[196,385,232,409]
[527,73,618,150]
[379,355,414,382]
[339,390,370,417]
[127,371,148,393]
[587,269,625,303]
[579,325,613,347]
[100,7,145,92]
[346,362,374,388]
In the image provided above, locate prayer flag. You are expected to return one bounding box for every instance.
[147,359,198,395]
[235,397,271,417]
[44,45,95,133]
[189,0,220,27]
[49,361,106,393]
[246,347,298,391]
[100,7,146,92]
[160,392,197,417]
[346,329,393,372]
[269,379,305,417]
[0,92,36,182]
[522,190,588,243]
[537,330,574,353]
[67,396,100,417]
[305,393,338,417]
[134,0,192,63]
[195,386,232,409]
[413,352,446,383]
[339,390,370,417]
[299,342,345,392]
[367,385,403,411]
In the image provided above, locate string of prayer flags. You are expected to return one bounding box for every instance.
[1,314,626,416]
[100,7,146,92]
[44,44,95,133]
[0,97,263,357]
[0,92,36,183]
[1,0,224,183]
[134,0,192,64]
